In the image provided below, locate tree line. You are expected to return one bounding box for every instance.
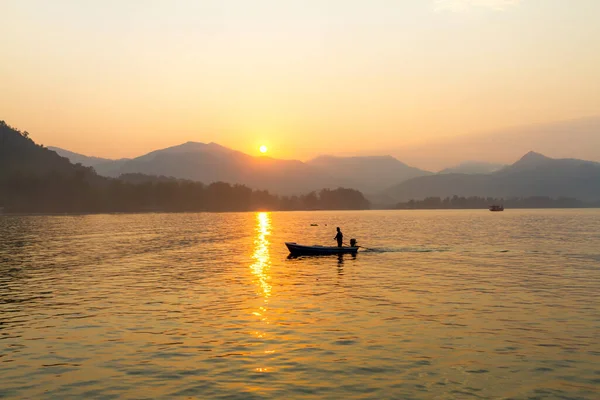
[0,172,370,213]
[395,195,599,209]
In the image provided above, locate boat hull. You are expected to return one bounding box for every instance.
[285,242,359,256]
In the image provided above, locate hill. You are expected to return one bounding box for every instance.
[385,151,600,202]
[48,146,130,176]
[92,141,345,195]
[307,155,431,193]
[438,161,505,174]
[59,143,428,195]
[47,146,117,167]
[391,116,600,171]
[0,122,98,181]
[0,121,104,212]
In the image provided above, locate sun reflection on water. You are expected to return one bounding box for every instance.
[251,212,272,302]
[249,212,275,371]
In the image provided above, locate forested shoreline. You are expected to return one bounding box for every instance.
[0,174,371,213]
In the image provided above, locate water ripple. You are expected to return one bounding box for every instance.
[0,210,599,399]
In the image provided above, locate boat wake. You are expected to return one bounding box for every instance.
[361,246,450,253]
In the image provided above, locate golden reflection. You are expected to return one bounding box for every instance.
[250,211,272,310]
[249,211,276,374]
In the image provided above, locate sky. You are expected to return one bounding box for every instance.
[1,0,599,167]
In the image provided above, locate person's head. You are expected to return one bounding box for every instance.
[336,227,340,232]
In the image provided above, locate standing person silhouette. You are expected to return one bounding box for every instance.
[334,227,343,247]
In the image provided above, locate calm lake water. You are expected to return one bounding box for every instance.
[1,210,599,399]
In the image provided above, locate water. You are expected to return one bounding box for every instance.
[1,210,599,399]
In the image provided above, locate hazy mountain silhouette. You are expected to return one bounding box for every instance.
[438,161,505,175]
[307,155,431,193]
[48,146,131,176]
[91,141,347,195]
[56,142,429,195]
[504,151,551,169]
[5,117,599,211]
[385,151,600,202]
[391,116,600,171]
[48,146,116,166]
[92,159,131,177]
[45,119,600,199]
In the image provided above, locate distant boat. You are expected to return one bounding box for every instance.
[285,242,359,256]
[489,205,504,212]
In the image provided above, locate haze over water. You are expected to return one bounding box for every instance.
[1,210,599,399]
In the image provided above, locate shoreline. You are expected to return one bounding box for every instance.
[2,207,600,217]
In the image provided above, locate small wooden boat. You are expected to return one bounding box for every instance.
[489,205,504,212]
[285,242,359,256]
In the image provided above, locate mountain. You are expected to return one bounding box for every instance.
[47,146,115,167]
[503,151,550,170]
[92,159,131,177]
[390,116,600,171]
[47,146,131,176]
[62,143,427,195]
[438,161,505,174]
[384,151,600,202]
[307,155,431,194]
[497,151,600,176]
[93,141,346,195]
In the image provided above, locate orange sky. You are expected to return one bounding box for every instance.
[1,0,599,166]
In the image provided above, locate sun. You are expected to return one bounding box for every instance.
[259,145,268,154]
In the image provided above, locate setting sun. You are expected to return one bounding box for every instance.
[259,145,268,154]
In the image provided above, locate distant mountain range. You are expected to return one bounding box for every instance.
[385,151,600,202]
[50,143,431,195]
[103,141,345,195]
[438,161,505,175]
[49,142,600,202]
[48,146,131,177]
[390,116,600,171]
[47,146,116,166]
[307,155,431,193]
[4,115,600,206]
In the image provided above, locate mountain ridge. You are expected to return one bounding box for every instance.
[438,161,506,175]
[51,143,431,195]
[385,151,600,202]
[46,144,600,202]
[47,146,122,167]
[388,116,600,171]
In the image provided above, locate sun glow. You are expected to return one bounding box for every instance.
[259,145,268,154]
